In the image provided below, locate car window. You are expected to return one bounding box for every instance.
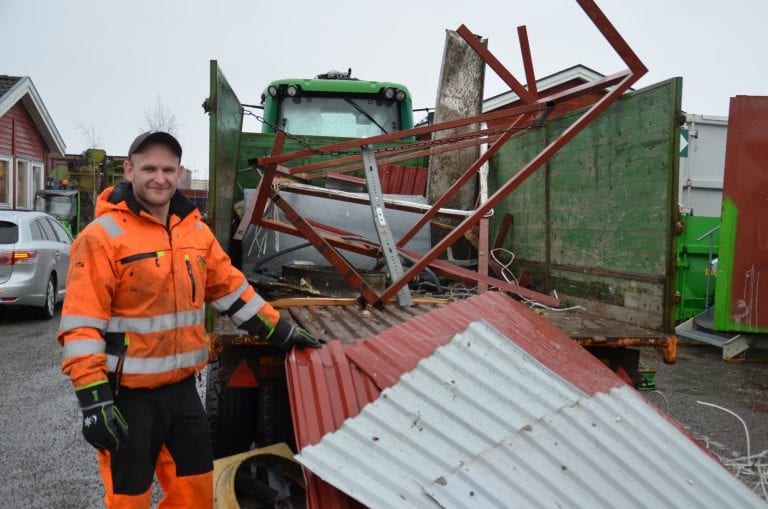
[47,218,73,244]
[29,220,45,241]
[0,221,19,243]
[37,217,58,241]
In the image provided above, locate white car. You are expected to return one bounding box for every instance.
[0,210,72,319]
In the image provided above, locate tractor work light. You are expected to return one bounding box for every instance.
[395,89,406,101]
[267,85,279,97]
[286,85,299,97]
[383,87,395,100]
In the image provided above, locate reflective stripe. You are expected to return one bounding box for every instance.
[59,315,107,335]
[106,347,208,375]
[194,221,204,230]
[62,339,105,360]
[210,280,249,313]
[93,215,124,238]
[230,294,266,326]
[106,309,205,334]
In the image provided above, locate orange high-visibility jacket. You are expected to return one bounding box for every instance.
[58,184,280,390]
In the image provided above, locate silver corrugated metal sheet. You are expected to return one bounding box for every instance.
[426,385,765,508]
[295,320,765,509]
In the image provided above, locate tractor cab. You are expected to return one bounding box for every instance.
[34,188,81,237]
[259,69,414,139]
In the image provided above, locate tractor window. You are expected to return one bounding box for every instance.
[45,195,75,217]
[278,96,400,138]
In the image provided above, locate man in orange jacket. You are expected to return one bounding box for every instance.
[58,131,319,508]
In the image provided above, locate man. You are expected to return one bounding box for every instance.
[58,131,319,508]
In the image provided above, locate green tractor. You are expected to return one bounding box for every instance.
[259,69,415,138]
[34,187,81,237]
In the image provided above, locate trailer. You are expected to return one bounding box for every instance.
[202,2,685,505]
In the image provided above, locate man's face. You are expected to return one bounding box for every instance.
[123,144,183,212]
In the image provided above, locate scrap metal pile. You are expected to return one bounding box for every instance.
[234,0,647,310]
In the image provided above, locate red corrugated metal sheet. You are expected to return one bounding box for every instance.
[378,164,427,195]
[325,164,427,195]
[285,291,629,508]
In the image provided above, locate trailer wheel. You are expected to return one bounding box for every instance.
[205,357,259,459]
[258,384,295,450]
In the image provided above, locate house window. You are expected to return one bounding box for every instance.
[32,163,44,196]
[0,157,10,208]
[14,159,44,210]
[16,160,30,209]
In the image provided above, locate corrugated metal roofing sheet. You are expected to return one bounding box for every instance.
[286,292,632,508]
[378,164,427,195]
[286,292,624,448]
[295,320,764,508]
[424,384,766,508]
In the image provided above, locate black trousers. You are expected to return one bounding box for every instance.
[109,375,213,495]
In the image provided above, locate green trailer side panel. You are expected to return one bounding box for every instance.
[489,78,682,331]
[208,60,244,251]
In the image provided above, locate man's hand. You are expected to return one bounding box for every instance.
[268,318,322,351]
[75,381,129,451]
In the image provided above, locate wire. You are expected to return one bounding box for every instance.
[697,400,751,459]
[490,247,518,285]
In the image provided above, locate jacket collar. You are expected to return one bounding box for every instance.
[107,182,196,222]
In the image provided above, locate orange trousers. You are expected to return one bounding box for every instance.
[98,445,212,508]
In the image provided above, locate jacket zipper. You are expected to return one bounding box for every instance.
[119,251,165,266]
[184,254,196,303]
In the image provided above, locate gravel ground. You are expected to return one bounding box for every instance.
[638,343,768,500]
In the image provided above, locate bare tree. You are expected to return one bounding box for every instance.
[75,121,102,149]
[143,95,178,134]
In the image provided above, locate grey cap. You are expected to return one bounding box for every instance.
[128,131,182,159]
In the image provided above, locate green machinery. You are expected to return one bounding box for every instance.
[675,214,720,322]
[259,69,415,138]
[46,148,124,232]
[34,187,81,237]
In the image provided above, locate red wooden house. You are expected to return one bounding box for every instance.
[0,75,65,210]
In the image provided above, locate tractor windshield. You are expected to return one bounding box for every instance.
[277,95,400,138]
[37,194,74,218]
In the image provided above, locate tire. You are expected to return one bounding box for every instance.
[258,384,295,450]
[37,275,56,320]
[205,357,259,459]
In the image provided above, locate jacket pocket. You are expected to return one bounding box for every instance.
[119,250,165,267]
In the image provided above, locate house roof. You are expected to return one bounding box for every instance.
[0,75,65,156]
[483,64,606,112]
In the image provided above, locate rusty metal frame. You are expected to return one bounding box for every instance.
[238,0,646,307]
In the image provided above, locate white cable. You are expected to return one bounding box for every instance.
[490,247,518,285]
[697,400,751,459]
[527,301,587,312]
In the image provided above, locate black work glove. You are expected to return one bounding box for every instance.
[267,318,322,351]
[75,380,129,452]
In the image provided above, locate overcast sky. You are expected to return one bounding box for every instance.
[2,0,765,178]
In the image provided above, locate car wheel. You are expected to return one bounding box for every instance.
[37,275,56,320]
